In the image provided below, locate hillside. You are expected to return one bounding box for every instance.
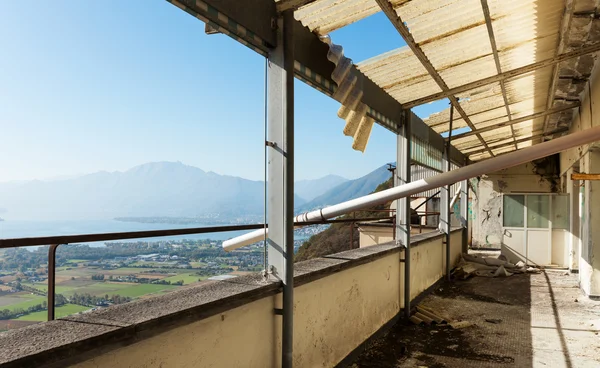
[295,177,395,262]
[294,175,348,202]
[298,165,393,212]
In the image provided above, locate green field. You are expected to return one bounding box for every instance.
[113,284,178,298]
[3,296,46,312]
[22,282,75,295]
[160,273,206,285]
[15,304,90,321]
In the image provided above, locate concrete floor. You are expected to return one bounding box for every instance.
[350,270,600,367]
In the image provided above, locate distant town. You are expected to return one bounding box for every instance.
[0,226,323,331]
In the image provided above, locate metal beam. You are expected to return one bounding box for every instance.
[375,0,495,157]
[169,0,467,164]
[267,11,295,368]
[466,129,569,156]
[276,0,316,12]
[571,173,600,180]
[543,0,574,134]
[449,103,580,141]
[442,106,454,281]
[480,0,517,150]
[396,110,412,319]
[170,0,276,50]
[460,177,469,253]
[403,42,600,108]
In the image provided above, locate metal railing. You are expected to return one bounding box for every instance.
[0,216,394,322]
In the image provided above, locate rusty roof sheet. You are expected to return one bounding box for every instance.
[291,0,597,160]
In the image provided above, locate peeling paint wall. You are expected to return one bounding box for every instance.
[472,161,559,249]
[560,55,600,296]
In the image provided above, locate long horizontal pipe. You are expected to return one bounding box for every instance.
[223,125,600,251]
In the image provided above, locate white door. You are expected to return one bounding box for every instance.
[502,195,527,263]
[525,195,551,265]
[503,194,557,266]
[526,230,550,265]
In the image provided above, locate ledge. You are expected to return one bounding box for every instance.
[0,229,463,368]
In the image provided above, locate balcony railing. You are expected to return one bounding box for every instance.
[0,214,393,322]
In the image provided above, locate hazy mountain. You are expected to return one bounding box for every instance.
[0,162,348,221]
[294,175,348,202]
[298,164,393,212]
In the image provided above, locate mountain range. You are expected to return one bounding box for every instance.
[0,162,391,221]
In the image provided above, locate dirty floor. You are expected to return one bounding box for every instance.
[350,270,600,367]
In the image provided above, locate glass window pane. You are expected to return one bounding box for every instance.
[503,195,524,227]
[527,195,549,228]
[552,195,569,230]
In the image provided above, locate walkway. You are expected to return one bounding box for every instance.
[351,270,600,367]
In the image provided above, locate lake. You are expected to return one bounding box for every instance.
[0,219,261,246]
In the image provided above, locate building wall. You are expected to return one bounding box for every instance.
[471,162,559,249]
[401,231,462,305]
[559,60,600,296]
[358,225,395,247]
[71,253,401,368]
[71,296,278,368]
[69,232,462,368]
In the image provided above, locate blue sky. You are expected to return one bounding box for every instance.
[0,1,447,182]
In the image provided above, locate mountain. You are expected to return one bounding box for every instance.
[0,162,344,221]
[298,164,393,212]
[295,177,395,261]
[294,175,348,202]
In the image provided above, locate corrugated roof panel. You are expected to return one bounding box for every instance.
[419,23,493,70]
[295,0,379,35]
[357,48,444,103]
[470,151,492,160]
[517,141,534,150]
[394,0,485,43]
[437,54,497,89]
[493,146,516,156]
[292,0,569,158]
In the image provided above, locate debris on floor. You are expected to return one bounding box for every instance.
[448,320,473,329]
[452,253,541,279]
[350,270,600,367]
[410,305,450,326]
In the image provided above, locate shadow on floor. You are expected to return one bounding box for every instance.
[349,274,534,367]
[349,271,600,367]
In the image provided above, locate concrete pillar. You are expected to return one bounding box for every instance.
[581,150,600,298]
[567,167,580,272]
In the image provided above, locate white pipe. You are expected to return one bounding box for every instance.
[224,125,600,251]
[449,184,462,209]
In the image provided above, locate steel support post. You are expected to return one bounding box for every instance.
[267,10,295,368]
[47,244,59,321]
[441,107,454,281]
[460,178,469,253]
[395,110,411,319]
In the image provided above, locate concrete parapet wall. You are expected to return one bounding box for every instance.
[0,230,463,368]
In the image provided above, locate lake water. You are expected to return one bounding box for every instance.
[0,219,260,246]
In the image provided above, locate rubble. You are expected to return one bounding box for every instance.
[452,253,541,279]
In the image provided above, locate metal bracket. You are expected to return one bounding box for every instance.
[274,308,283,315]
[266,141,277,148]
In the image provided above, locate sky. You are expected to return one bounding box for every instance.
[0,1,448,182]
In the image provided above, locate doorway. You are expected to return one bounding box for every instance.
[502,194,569,266]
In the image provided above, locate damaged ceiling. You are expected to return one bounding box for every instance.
[285,0,600,161]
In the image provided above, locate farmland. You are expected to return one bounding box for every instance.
[0,238,264,332]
